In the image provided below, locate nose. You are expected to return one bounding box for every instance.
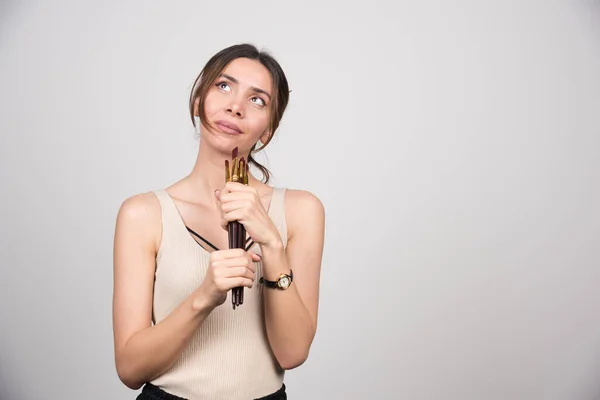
[226,96,244,118]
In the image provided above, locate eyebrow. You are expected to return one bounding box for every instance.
[219,73,272,100]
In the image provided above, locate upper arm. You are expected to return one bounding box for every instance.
[112,192,161,359]
[285,190,325,333]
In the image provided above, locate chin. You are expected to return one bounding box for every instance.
[203,133,245,153]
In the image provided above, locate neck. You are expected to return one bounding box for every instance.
[185,138,261,204]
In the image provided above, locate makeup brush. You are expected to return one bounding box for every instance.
[237,157,247,305]
[227,147,246,309]
[225,159,234,250]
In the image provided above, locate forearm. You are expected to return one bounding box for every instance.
[116,294,213,389]
[261,242,315,369]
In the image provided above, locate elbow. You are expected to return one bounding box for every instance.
[277,349,310,370]
[276,327,316,370]
[117,368,144,391]
[116,357,145,391]
[280,359,306,371]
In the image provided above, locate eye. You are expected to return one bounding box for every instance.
[216,81,231,91]
[251,97,266,106]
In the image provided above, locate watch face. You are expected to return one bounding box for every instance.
[278,275,291,289]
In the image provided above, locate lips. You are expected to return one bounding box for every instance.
[214,120,242,134]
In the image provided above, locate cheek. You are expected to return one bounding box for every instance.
[203,92,222,116]
[247,111,270,134]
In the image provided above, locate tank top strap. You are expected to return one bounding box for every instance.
[152,189,176,217]
[268,187,288,248]
[151,189,188,238]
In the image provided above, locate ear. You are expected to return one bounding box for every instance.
[193,96,200,117]
[259,130,272,147]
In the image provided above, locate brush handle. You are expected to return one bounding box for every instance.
[229,220,244,309]
[228,222,235,248]
[238,223,246,305]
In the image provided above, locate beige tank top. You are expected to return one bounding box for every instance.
[149,188,288,399]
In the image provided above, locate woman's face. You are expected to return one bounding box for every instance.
[201,57,273,153]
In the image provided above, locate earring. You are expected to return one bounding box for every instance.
[194,116,200,134]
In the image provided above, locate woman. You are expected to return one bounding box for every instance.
[112,43,325,400]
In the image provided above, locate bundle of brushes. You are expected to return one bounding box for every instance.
[225,146,249,309]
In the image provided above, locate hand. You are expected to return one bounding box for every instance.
[215,182,281,247]
[196,248,261,309]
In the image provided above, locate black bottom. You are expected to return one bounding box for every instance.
[136,382,287,400]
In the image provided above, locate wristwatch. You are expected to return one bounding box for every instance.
[259,270,293,290]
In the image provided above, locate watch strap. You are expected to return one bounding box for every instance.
[259,270,293,289]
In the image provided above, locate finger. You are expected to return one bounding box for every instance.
[220,199,252,213]
[216,277,253,290]
[246,257,257,273]
[225,181,254,192]
[224,276,254,289]
[212,255,257,274]
[218,191,254,204]
[220,216,246,231]
[214,248,247,260]
[249,252,262,263]
[223,266,255,280]
[210,249,241,262]
[215,183,234,200]
[222,210,245,224]
[231,277,254,289]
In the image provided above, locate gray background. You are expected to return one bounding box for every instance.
[1,1,600,399]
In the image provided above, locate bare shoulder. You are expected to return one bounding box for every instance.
[116,192,161,228]
[283,189,325,237]
[284,189,324,212]
[115,191,162,251]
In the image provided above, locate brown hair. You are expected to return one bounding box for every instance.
[189,43,290,184]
